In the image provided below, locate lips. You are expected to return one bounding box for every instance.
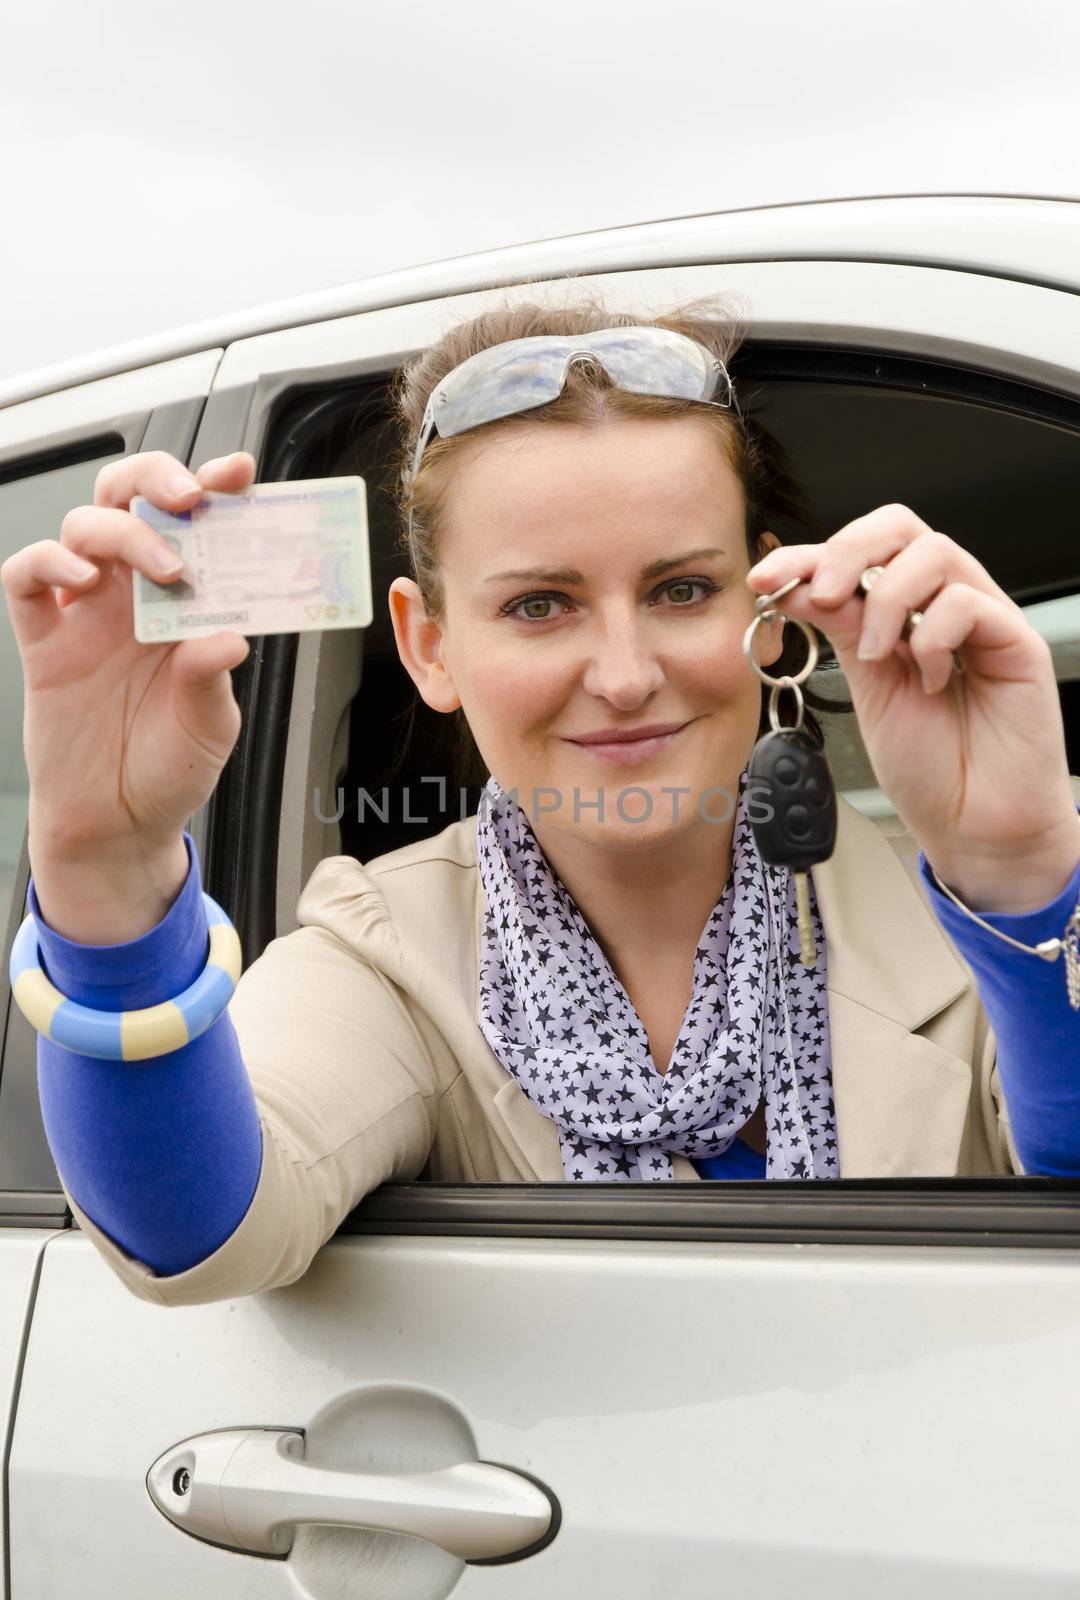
[566,721,689,746]
[562,720,692,766]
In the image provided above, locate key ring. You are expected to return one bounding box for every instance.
[745,569,965,704]
[743,576,819,734]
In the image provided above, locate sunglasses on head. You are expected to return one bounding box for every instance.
[405,326,739,531]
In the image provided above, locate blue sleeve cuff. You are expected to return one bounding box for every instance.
[918,846,1080,965]
[917,816,1080,1175]
[27,832,208,1010]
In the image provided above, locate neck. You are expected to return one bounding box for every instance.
[532,812,735,980]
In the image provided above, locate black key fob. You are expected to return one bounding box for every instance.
[747,729,837,870]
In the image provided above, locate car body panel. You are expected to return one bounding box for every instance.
[0,1233,50,1600]
[10,1231,1080,1597]
[3,194,1080,409]
[211,257,1080,405]
[0,350,223,455]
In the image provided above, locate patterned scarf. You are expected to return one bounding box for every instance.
[475,767,839,1181]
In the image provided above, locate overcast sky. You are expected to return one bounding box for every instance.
[2,0,1078,386]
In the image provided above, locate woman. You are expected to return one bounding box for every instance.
[5,294,1080,1309]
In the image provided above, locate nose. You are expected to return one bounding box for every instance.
[580,606,665,709]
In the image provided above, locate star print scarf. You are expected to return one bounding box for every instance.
[475,767,839,1182]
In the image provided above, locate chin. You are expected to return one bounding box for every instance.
[537,776,724,847]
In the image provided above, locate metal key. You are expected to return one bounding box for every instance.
[748,725,837,964]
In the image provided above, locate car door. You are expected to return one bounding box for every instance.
[0,353,221,1600]
[9,200,1080,1599]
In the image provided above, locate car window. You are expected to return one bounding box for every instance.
[0,444,127,1192]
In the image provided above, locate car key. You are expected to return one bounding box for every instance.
[743,574,838,965]
[748,723,837,965]
[744,561,964,963]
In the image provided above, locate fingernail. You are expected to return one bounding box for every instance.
[153,546,183,575]
[168,473,200,498]
[71,558,97,580]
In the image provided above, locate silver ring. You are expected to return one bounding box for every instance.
[860,564,964,674]
[768,681,806,733]
[743,605,820,689]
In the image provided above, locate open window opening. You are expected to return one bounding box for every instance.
[264,343,1080,925]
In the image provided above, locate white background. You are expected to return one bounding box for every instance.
[1,0,1078,384]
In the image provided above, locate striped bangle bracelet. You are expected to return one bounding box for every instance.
[8,893,242,1060]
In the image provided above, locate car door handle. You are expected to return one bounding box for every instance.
[147,1427,558,1564]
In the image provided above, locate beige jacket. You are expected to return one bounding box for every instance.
[67,796,1017,1307]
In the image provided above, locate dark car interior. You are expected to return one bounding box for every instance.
[267,340,1080,895]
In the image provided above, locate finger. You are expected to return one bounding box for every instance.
[168,629,251,688]
[853,530,1008,662]
[745,542,823,599]
[747,505,933,608]
[906,583,1046,695]
[1,540,102,649]
[94,450,204,512]
[194,451,257,489]
[755,582,890,663]
[167,632,252,759]
[802,504,933,602]
[60,505,185,586]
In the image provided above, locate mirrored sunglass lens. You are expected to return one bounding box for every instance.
[583,327,717,398]
[437,347,569,436]
[598,343,710,400]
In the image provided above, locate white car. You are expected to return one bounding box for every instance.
[2,194,1080,1598]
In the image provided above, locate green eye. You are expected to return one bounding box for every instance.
[656,577,721,606]
[499,576,720,624]
[498,590,571,621]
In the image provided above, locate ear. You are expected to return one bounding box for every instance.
[388,577,461,713]
[750,530,785,669]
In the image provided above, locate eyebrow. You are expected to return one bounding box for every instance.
[483,546,733,585]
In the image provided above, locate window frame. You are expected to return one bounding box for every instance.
[194,328,1080,1252]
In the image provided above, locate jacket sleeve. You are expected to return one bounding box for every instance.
[66,857,440,1307]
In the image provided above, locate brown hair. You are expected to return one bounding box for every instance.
[388,286,845,784]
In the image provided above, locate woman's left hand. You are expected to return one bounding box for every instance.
[745,504,1080,914]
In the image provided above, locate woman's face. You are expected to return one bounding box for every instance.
[391,414,783,851]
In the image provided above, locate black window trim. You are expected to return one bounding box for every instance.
[345,1177,1080,1250]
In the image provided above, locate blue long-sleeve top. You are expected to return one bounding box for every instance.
[29,834,262,1274]
[29,825,1080,1274]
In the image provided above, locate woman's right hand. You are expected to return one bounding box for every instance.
[1,450,257,896]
